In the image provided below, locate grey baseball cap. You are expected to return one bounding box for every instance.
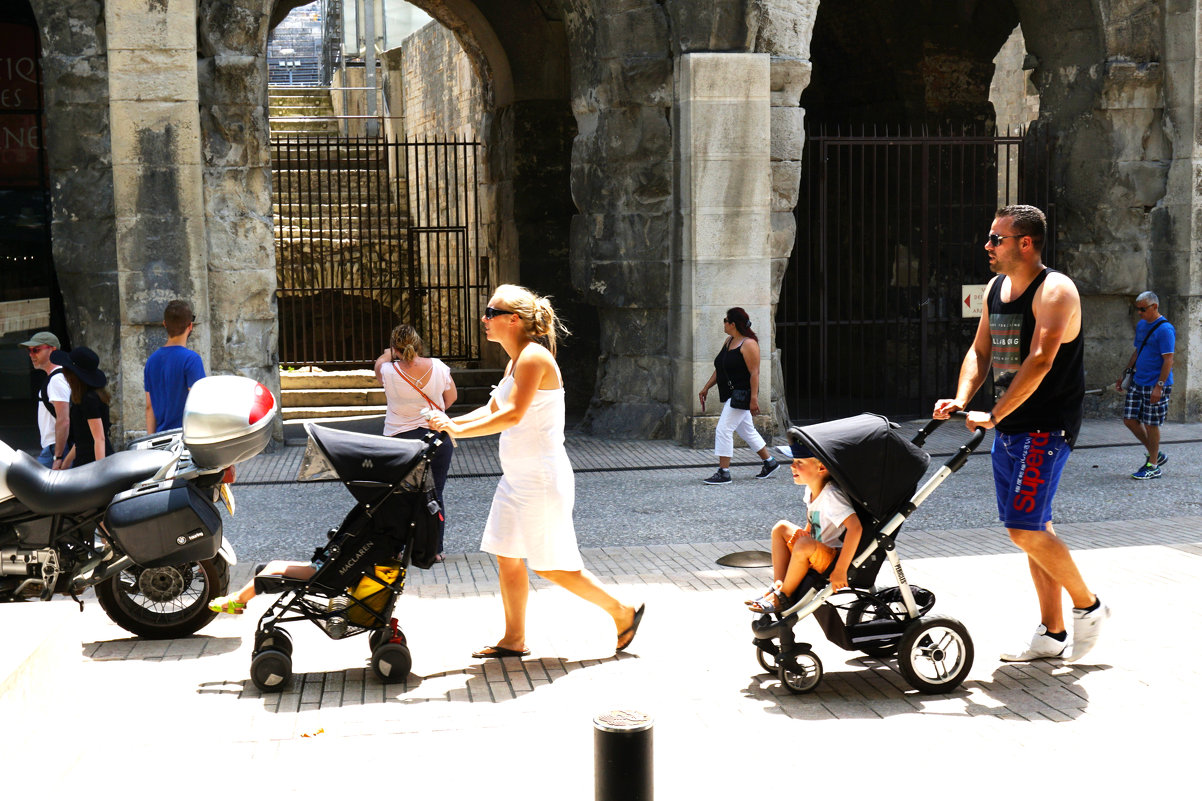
[19,332,60,349]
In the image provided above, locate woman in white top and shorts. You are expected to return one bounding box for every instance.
[374,324,457,560]
[426,284,645,658]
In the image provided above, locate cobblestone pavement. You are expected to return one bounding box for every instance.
[7,419,1202,796]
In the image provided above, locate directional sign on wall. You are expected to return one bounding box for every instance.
[962,284,987,318]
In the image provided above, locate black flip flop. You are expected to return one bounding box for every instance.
[472,644,530,659]
[616,603,646,652]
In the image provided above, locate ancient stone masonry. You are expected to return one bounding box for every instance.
[17,0,1202,446]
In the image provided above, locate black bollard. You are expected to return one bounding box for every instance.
[593,709,653,801]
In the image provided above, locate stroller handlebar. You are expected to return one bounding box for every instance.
[913,413,988,469]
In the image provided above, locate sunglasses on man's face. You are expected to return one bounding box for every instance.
[1135,306,1151,312]
[986,233,1023,247]
[483,306,514,319]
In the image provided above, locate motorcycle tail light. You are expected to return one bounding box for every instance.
[222,466,236,484]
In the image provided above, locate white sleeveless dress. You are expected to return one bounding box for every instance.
[480,365,583,571]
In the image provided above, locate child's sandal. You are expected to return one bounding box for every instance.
[747,589,787,615]
[209,595,246,615]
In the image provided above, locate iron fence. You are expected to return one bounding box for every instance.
[777,125,1054,422]
[272,135,484,366]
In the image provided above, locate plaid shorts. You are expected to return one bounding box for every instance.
[1123,384,1171,426]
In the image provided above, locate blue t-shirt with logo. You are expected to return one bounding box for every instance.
[1134,317,1174,387]
[144,346,205,431]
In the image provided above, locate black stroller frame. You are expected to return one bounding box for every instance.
[247,424,446,692]
[752,413,986,695]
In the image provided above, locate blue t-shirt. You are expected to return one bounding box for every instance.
[1133,317,1174,387]
[144,346,205,431]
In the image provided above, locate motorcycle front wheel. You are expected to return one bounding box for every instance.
[95,558,229,639]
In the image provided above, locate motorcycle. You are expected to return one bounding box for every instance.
[0,375,276,639]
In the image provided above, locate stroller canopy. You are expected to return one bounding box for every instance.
[791,414,930,522]
[306,424,429,491]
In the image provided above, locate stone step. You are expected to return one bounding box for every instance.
[281,367,502,390]
[280,385,494,410]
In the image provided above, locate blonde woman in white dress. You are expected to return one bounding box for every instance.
[426,284,645,658]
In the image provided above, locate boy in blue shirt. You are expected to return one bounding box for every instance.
[144,300,206,433]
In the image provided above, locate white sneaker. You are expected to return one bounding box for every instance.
[1068,600,1110,662]
[999,624,1067,662]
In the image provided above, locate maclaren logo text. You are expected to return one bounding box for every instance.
[1012,432,1050,513]
[339,542,373,576]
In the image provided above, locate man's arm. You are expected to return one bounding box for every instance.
[52,401,69,468]
[1152,352,1174,403]
[145,392,156,434]
[934,277,997,419]
[989,272,1079,423]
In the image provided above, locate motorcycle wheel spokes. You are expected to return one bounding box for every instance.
[95,558,228,639]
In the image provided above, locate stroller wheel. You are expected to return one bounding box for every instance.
[368,622,405,652]
[250,648,293,693]
[755,645,777,674]
[254,627,293,657]
[897,615,974,694]
[777,648,823,694]
[371,642,412,684]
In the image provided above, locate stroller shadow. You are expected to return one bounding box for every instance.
[84,634,242,662]
[202,652,630,707]
[745,656,1108,721]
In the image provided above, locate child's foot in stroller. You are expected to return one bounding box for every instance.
[744,581,783,607]
[209,595,246,615]
[747,589,788,614]
[999,624,1066,662]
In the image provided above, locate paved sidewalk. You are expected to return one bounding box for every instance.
[6,417,1202,796]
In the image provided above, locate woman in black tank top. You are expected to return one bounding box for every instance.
[697,308,780,484]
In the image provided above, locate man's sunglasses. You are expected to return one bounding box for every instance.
[483,306,515,319]
[986,233,1024,246]
[1134,305,1151,312]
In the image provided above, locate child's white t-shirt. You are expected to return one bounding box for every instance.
[803,483,856,547]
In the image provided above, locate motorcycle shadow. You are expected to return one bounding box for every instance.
[84,635,243,662]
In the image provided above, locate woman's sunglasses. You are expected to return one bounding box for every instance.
[483,306,515,319]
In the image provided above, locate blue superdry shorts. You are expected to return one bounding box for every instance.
[992,430,1072,532]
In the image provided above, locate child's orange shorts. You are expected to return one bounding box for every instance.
[809,542,837,574]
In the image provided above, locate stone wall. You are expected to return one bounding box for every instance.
[392,22,484,141]
[32,0,121,414]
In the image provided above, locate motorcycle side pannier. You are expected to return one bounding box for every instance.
[104,479,222,568]
[183,375,276,469]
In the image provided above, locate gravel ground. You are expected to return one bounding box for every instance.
[223,436,1202,564]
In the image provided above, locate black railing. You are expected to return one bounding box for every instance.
[777,125,1054,422]
[272,135,485,367]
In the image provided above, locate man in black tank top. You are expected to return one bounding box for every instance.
[933,205,1109,664]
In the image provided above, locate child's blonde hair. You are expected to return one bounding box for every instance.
[492,284,570,356]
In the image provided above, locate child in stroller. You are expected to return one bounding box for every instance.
[749,414,985,695]
[225,424,446,692]
[744,435,862,613]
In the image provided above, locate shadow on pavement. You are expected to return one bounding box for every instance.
[83,634,242,661]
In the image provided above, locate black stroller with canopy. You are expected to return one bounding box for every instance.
[247,424,445,692]
[751,413,986,695]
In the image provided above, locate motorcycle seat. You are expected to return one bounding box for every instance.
[6,449,177,515]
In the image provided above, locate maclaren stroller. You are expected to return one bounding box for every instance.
[751,413,986,695]
[248,424,445,692]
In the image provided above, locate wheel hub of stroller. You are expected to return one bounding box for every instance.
[137,566,187,602]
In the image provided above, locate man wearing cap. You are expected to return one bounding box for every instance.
[20,332,69,469]
[144,299,205,434]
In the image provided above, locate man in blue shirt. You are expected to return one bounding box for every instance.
[144,300,206,433]
[1115,291,1174,479]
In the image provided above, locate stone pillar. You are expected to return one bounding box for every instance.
[1162,1,1202,419]
[671,53,773,446]
[106,0,210,440]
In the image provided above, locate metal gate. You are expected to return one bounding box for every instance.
[272,135,485,367]
[776,126,1053,422]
